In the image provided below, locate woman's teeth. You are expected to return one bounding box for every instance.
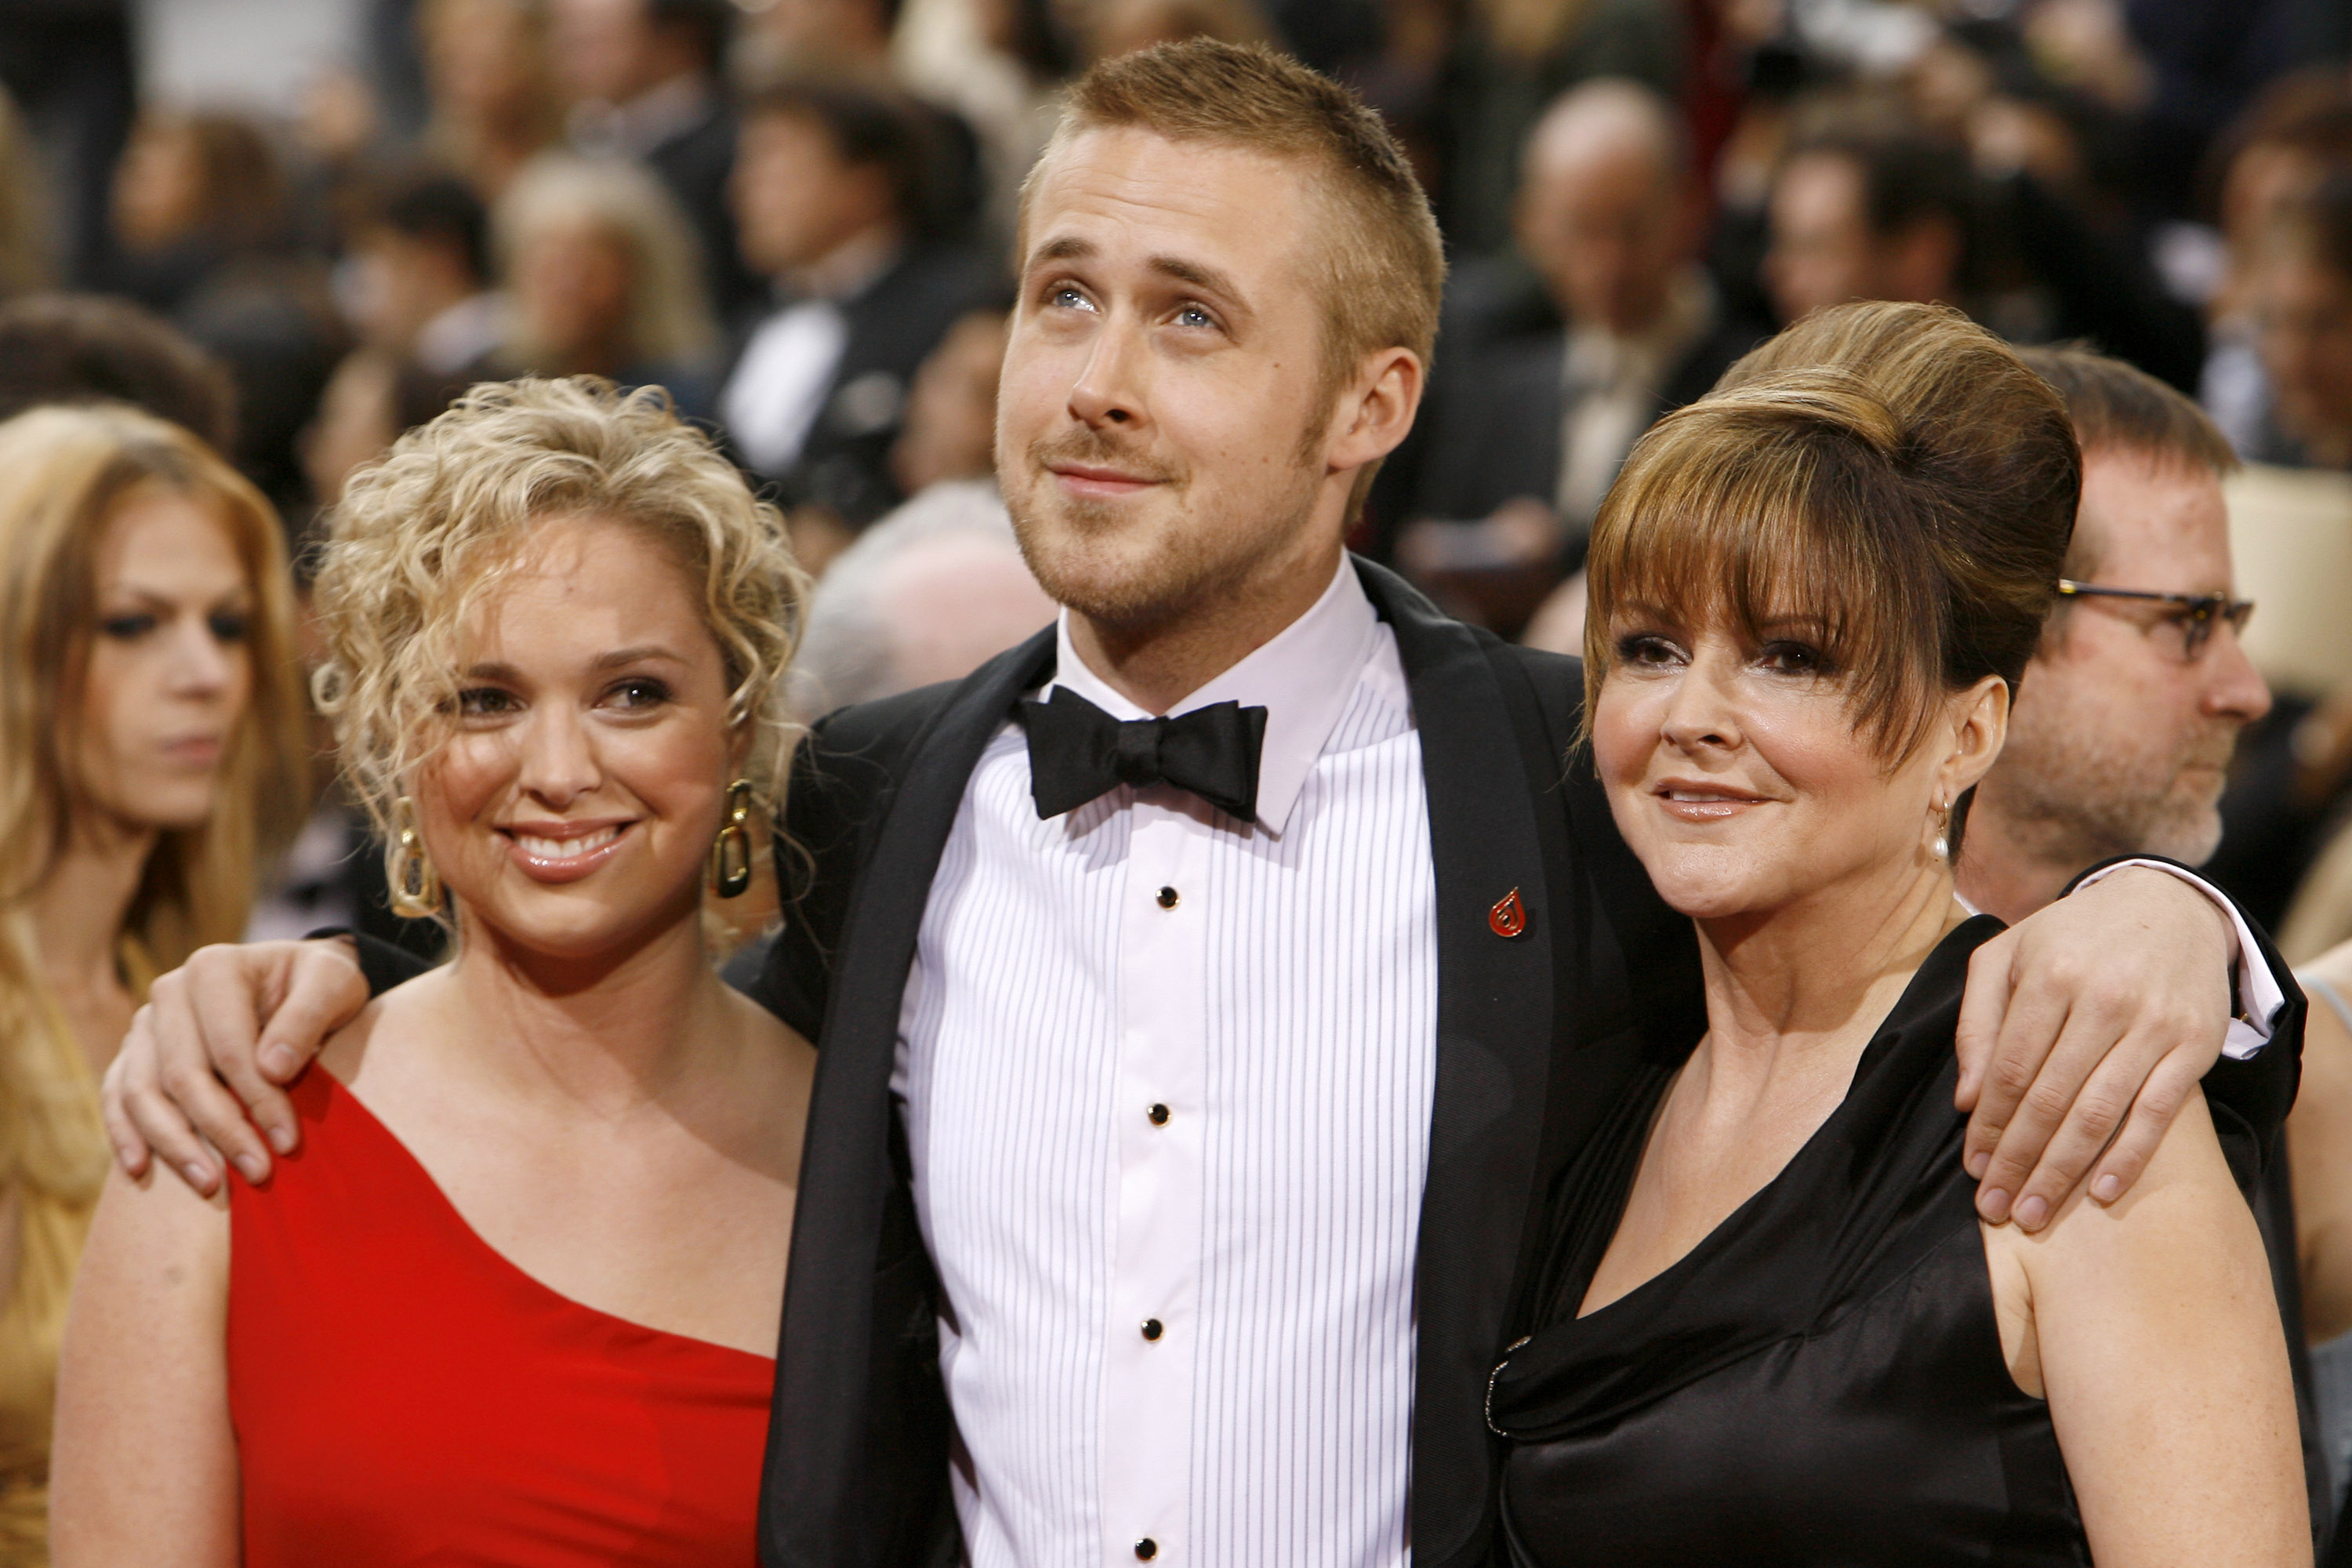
[514,826,622,859]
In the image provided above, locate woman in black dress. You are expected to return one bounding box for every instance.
[1486,303,2310,1565]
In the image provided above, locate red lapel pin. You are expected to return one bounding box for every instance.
[1489,887,1526,938]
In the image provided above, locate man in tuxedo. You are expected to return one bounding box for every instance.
[718,75,1000,541]
[105,42,2296,1568]
[1404,79,1768,572]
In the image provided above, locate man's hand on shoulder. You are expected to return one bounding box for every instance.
[102,937,369,1195]
[1954,866,2236,1232]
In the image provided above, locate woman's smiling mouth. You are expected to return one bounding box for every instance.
[1653,780,1773,822]
[500,820,636,881]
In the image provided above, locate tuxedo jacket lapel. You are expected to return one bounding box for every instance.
[761,627,1053,1567]
[1356,561,1565,1567]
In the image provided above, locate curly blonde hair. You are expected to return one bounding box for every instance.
[310,377,808,877]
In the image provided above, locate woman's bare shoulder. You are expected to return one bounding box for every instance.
[1989,1087,2245,1275]
[82,1145,230,1298]
[314,967,450,1094]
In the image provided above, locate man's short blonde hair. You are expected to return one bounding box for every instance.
[311,377,808,851]
[1021,39,1446,401]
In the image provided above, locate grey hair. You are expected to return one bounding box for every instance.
[790,479,1023,717]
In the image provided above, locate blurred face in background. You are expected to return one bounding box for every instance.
[514,216,634,371]
[2251,238,2352,467]
[732,107,897,278]
[892,310,1009,495]
[753,0,894,58]
[879,533,1056,689]
[111,117,205,253]
[550,0,660,106]
[1978,450,2270,869]
[1765,152,1872,321]
[303,352,402,510]
[1515,127,1692,337]
[423,0,547,121]
[1765,151,1958,322]
[346,226,480,352]
[74,486,256,837]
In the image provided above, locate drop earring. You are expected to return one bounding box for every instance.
[1929,798,1951,862]
[388,796,443,918]
[711,779,754,898]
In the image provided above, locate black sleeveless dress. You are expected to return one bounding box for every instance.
[1486,916,2094,1566]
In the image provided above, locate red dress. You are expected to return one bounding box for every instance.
[227,1069,775,1565]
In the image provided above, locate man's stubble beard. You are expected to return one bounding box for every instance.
[1006,427,1328,639]
[1991,691,2238,869]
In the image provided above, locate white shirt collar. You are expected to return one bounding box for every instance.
[1044,556,1382,834]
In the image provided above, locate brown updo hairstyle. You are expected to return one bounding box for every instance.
[1584,303,2079,853]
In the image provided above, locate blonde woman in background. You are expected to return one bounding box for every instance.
[0,405,302,1563]
[494,154,719,412]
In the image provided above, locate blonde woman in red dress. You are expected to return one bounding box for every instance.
[51,378,814,1565]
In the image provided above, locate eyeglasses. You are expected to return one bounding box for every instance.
[2054,579,2256,661]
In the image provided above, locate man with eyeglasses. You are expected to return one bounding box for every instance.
[1960,346,2273,922]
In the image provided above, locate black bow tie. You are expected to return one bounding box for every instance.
[1017,687,1269,822]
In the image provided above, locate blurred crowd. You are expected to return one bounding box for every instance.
[5,0,2352,1556]
[2,0,2351,952]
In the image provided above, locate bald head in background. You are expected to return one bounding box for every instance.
[792,480,1056,715]
[1514,79,1700,337]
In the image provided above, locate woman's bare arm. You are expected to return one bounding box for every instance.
[49,1163,238,1565]
[1985,1088,2309,1566]
[2292,942,2352,1342]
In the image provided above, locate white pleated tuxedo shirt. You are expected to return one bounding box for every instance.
[892,559,1434,1568]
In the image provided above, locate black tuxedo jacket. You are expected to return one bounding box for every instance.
[743,556,2304,1568]
[719,245,1004,528]
[1409,308,1769,530]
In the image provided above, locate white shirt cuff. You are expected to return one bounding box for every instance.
[2071,858,2281,1061]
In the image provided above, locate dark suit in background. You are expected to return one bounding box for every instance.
[719,244,1002,528]
[1410,257,1768,548]
[637,94,762,324]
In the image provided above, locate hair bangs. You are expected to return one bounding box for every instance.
[1584,384,1948,762]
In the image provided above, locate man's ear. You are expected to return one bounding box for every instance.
[1326,347,1424,475]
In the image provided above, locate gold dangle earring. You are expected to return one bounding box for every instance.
[711,779,755,899]
[388,796,444,918]
[1929,798,1951,862]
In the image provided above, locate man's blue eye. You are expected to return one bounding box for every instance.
[1176,306,1213,328]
